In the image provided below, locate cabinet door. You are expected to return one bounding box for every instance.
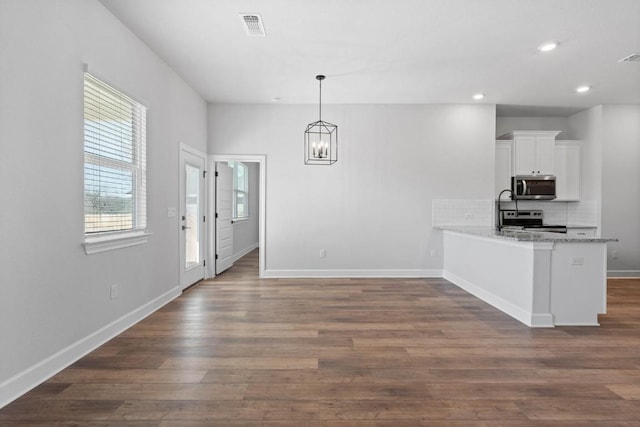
[495,142,512,198]
[513,136,537,175]
[535,136,556,175]
[554,143,580,201]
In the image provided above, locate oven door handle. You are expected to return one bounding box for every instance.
[522,180,527,195]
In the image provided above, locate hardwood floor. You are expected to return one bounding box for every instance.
[2,250,640,425]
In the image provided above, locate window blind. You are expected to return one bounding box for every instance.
[84,73,147,235]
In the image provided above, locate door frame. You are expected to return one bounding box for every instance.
[208,154,266,278]
[179,143,208,287]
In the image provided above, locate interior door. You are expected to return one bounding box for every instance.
[215,162,234,274]
[180,148,206,289]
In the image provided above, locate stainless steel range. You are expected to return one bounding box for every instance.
[498,210,567,233]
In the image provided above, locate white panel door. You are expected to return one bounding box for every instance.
[180,148,206,289]
[216,162,234,274]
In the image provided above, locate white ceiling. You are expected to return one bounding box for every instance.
[100,0,640,113]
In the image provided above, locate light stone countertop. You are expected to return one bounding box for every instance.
[439,226,618,243]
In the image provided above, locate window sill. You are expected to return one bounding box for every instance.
[83,231,152,255]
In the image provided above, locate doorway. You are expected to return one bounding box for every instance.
[179,144,207,289]
[209,155,266,278]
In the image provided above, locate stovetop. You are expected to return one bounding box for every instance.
[499,210,567,233]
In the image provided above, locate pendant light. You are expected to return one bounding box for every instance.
[304,75,337,165]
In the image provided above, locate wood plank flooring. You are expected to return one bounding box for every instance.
[2,249,640,425]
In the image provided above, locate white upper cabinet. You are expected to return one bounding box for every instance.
[494,134,581,201]
[531,134,556,175]
[499,131,560,176]
[512,135,537,174]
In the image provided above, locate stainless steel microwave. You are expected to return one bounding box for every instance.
[511,175,556,200]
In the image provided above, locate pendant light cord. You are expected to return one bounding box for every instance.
[318,77,322,122]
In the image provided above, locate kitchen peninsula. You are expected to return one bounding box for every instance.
[442,227,617,327]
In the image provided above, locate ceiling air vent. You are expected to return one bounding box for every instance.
[618,53,640,62]
[239,13,266,37]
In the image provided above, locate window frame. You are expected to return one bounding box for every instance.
[82,71,151,254]
[230,161,249,221]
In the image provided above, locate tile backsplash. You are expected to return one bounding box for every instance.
[432,199,494,227]
[568,200,599,226]
[433,199,599,228]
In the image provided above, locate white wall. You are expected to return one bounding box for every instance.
[208,104,496,276]
[232,162,260,260]
[568,106,604,207]
[601,105,640,275]
[0,0,207,405]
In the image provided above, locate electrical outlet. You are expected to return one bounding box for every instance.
[319,249,326,258]
[430,249,438,257]
[612,250,618,259]
[110,284,119,300]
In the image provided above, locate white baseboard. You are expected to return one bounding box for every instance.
[0,286,181,409]
[608,270,640,278]
[443,270,553,328]
[232,243,259,262]
[262,269,442,278]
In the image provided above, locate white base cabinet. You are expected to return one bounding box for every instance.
[567,227,597,238]
[443,230,607,327]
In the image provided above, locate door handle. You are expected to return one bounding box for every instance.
[182,225,191,230]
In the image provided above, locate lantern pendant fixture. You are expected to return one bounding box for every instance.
[304,75,337,165]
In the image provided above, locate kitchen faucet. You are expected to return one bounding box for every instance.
[497,189,519,231]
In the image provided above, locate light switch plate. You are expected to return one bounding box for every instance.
[167,207,177,218]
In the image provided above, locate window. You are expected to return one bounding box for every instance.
[230,161,249,220]
[83,73,147,237]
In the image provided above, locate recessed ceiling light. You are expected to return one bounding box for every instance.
[472,93,485,100]
[538,42,558,52]
[576,85,590,93]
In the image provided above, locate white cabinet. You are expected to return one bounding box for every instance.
[566,227,597,238]
[495,141,512,198]
[500,131,560,176]
[554,141,581,201]
[495,134,581,201]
